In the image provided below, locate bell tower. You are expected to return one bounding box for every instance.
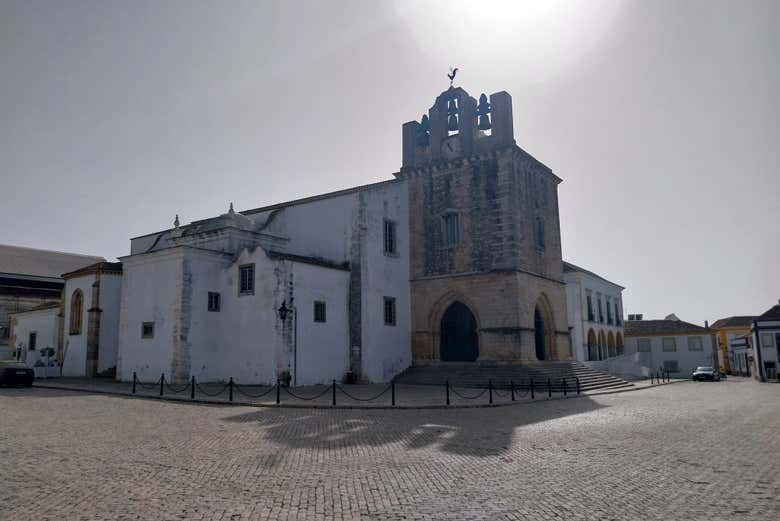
[396,84,571,364]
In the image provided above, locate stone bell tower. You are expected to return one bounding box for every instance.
[396,85,571,364]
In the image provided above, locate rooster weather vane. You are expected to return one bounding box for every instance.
[447,67,458,87]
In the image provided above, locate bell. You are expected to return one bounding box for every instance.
[478,114,491,131]
[477,93,491,116]
[447,98,458,116]
[448,114,459,132]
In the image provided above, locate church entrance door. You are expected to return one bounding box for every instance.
[439,302,479,362]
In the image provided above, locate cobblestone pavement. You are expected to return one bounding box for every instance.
[1,378,778,520]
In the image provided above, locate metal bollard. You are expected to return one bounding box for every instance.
[446,380,450,406]
[488,380,493,404]
[391,380,396,406]
[576,377,581,395]
[160,373,164,396]
[651,373,654,384]
[332,379,336,407]
[191,375,195,400]
[563,378,567,396]
[547,378,552,398]
[132,372,137,394]
[510,380,515,401]
[275,379,280,405]
[229,377,233,402]
[530,378,535,399]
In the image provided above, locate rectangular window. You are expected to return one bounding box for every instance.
[586,295,594,321]
[662,337,676,352]
[383,219,397,255]
[760,332,774,348]
[384,297,397,326]
[141,322,155,339]
[313,301,326,323]
[615,302,621,325]
[765,362,777,380]
[597,299,604,323]
[442,213,460,246]
[607,299,613,325]
[637,338,651,352]
[239,264,255,295]
[208,292,221,312]
[28,331,37,351]
[663,360,679,373]
[687,336,703,351]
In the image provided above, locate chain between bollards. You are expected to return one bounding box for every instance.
[132,372,137,394]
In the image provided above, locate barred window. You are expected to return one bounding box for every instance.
[384,297,397,326]
[208,292,221,312]
[313,301,326,323]
[141,322,155,339]
[442,213,460,246]
[239,264,255,295]
[28,332,37,351]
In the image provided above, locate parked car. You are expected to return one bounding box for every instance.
[0,360,35,387]
[692,366,720,382]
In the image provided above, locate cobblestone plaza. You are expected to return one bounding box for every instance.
[2,379,778,520]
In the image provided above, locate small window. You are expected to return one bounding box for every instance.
[239,264,255,295]
[765,361,777,380]
[637,338,651,352]
[586,294,594,321]
[442,213,460,246]
[383,219,397,255]
[141,322,155,339]
[597,298,604,323]
[313,301,326,323]
[760,332,774,348]
[614,302,621,325]
[69,289,83,335]
[384,297,397,326]
[663,360,679,373]
[208,292,221,312]
[662,337,676,352]
[687,336,703,351]
[28,332,37,351]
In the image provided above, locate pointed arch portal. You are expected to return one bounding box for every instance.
[439,301,479,362]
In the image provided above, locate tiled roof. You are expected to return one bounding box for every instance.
[62,262,123,279]
[758,304,780,321]
[710,316,756,329]
[562,261,625,289]
[0,244,105,280]
[624,319,707,336]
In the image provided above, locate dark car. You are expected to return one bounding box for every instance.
[692,366,720,382]
[0,360,35,387]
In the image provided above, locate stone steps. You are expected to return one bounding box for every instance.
[393,361,633,392]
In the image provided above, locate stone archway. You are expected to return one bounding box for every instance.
[439,301,479,362]
[607,331,616,358]
[587,329,598,361]
[533,295,556,361]
[616,332,624,356]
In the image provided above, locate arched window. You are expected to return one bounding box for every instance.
[69,289,83,335]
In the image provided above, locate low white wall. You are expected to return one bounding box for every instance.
[10,307,59,369]
[585,351,651,380]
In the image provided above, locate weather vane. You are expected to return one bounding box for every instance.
[447,67,458,87]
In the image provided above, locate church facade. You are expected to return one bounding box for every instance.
[35,85,573,385]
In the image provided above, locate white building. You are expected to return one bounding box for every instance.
[117,183,410,385]
[61,262,123,377]
[563,261,625,363]
[728,334,753,377]
[751,301,780,381]
[623,316,718,377]
[8,303,60,376]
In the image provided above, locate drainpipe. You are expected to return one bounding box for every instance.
[752,319,765,382]
[292,302,298,387]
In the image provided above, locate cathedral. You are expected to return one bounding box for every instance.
[20,84,575,385]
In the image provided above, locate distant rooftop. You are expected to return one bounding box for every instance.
[562,261,625,289]
[0,244,105,280]
[624,318,707,336]
[710,316,756,329]
[758,303,780,321]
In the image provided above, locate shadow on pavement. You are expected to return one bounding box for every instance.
[221,394,607,457]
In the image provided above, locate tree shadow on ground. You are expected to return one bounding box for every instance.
[222,395,607,457]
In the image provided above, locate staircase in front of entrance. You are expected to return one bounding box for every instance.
[393,361,634,393]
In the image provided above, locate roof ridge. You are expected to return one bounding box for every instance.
[0,243,105,260]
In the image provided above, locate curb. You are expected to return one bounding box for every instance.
[31,379,689,411]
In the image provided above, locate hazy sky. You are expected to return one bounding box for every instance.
[1,0,778,325]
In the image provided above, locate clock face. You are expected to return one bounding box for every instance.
[441,136,461,159]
